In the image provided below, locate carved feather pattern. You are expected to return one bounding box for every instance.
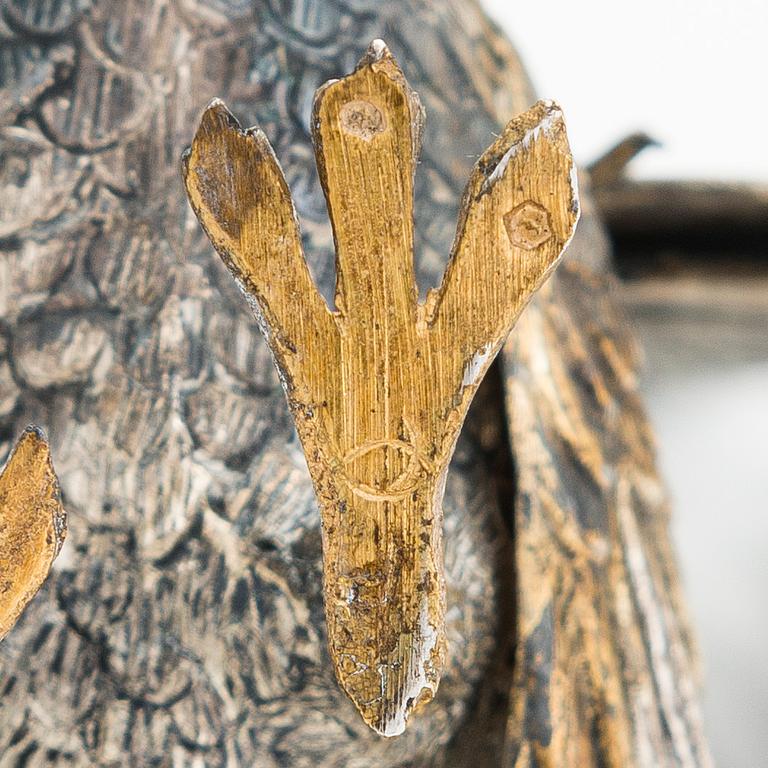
[0,0,710,765]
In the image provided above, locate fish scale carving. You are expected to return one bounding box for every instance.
[182,39,579,736]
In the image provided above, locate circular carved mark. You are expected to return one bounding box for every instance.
[503,201,552,250]
[339,100,386,141]
[341,428,432,502]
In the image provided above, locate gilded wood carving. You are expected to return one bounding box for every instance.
[0,1,713,763]
[183,40,578,735]
[0,428,66,641]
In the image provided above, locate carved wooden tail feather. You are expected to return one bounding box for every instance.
[0,427,67,641]
[182,40,579,736]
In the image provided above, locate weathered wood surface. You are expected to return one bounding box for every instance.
[0,428,66,640]
[183,44,578,735]
[0,0,710,765]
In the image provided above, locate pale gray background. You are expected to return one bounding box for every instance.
[483,0,768,183]
[482,2,768,765]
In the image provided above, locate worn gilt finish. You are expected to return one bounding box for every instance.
[0,0,711,765]
[182,42,578,735]
[0,428,66,640]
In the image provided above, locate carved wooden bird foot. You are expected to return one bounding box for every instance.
[182,39,578,736]
[0,427,66,641]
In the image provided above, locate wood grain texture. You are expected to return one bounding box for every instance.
[496,169,712,767]
[0,0,711,764]
[0,427,66,640]
[0,4,521,762]
[182,41,578,735]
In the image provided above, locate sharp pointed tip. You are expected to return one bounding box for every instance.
[537,97,561,111]
[355,698,408,738]
[204,97,232,118]
[337,654,440,738]
[189,100,242,155]
[328,587,445,739]
[371,716,406,739]
[532,98,565,124]
[199,97,240,132]
[357,683,436,738]
[7,426,52,470]
[503,99,569,152]
[366,38,392,62]
[184,98,251,173]
[357,38,403,77]
[20,424,48,446]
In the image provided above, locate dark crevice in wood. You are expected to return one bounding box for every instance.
[438,360,517,767]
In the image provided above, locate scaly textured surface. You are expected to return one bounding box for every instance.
[182,43,577,735]
[0,0,710,765]
[502,251,712,766]
[0,2,527,764]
